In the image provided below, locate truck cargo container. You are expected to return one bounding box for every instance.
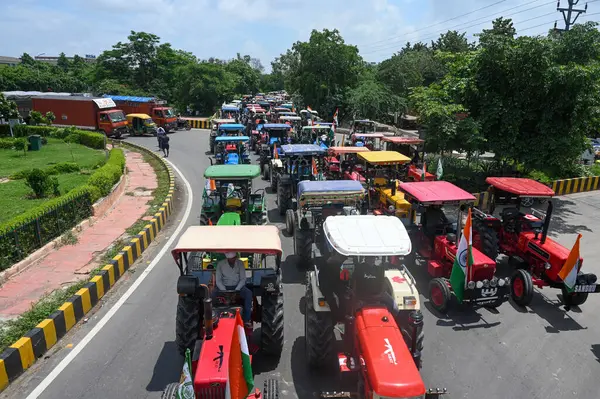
[4,92,128,138]
[103,95,177,132]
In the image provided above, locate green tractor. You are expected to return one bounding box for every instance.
[201,165,266,226]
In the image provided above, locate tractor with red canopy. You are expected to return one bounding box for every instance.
[399,181,510,312]
[472,177,598,308]
[382,136,434,182]
[325,146,370,181]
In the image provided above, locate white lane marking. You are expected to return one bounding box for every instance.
[26,159,193,399]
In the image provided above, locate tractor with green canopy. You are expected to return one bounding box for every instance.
[201,165,266,226]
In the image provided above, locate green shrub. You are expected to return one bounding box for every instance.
[13,125,55,138]
[10,162,81,180]
[64,134,80,144]
[49,128,71,140]
[13,138,27,154]
[0,125,11,137]
[87,148,125,198]
[0,138,15,149]
[76,130,105,149]
[24,168,58,198]
[591,163,600,176]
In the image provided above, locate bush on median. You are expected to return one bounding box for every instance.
[87,148,125,202]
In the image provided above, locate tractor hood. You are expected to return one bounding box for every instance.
[356,307,426,398]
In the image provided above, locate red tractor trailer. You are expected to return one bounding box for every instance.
[5,93,128,138]
[103,95,177,132]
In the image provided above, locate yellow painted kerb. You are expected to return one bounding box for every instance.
[90,275,105,299]
[113,254,125,276]
[76,288,92,314]
[58,302,76,331]
[10,337,35,370]
[0,359,9,390]
[102,264,115,287]
[36,319,57,349]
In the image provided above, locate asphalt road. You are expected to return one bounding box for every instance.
[5,129,600,399]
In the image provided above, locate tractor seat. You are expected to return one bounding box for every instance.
[226,153,240,165]
[446,233,457,244]
[501,207,520,219]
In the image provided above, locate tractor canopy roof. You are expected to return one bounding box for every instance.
[274,107,289,112]
[352,133,384,139]
[314,122,333,126]
[204,164,260,179]
[221,105,239,111]
[297,180,364,202]
[324,215,412,257]
[302,125,331,131]
[212,118,236,124]
[358,151,411,165]
[215,136,249,142]
[171,225,282,259]
[328,146,371,154]
[353,119,374,124]
[281,103,293,108]
[218,123,245,130]
[281,144,326,156]
[382,136,424,145]
[279,116,301,121]
[486,177,555,197]
[263,123,291,129]
[398,181,476,205]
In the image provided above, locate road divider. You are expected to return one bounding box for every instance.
[182,118,210,129]
[0,141,176,392]
[552,176,600,195]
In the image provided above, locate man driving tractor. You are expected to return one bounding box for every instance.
[213,252,252,327]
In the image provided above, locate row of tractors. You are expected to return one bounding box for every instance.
[163,100,597,399]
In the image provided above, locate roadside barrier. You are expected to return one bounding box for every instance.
[0,142,175,391]
[183,118,210,129]
[551,176,600,195]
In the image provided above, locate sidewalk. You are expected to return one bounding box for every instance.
[0,151,158,320]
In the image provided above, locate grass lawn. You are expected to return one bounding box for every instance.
[0,173,90,224]
[0,138,106,178]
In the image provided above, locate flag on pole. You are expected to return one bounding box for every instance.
[421,162,427,181]
[307,105,313,112]
[436,158,444,180]
[225,311,254,399]
[273,143,278,159]
[312,157,318,176]
[558,234,582,292]
[333,108,339,126]
[449,208,474,303]
[176,349,194,399]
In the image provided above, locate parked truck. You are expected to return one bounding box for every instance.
[4,92,128,138]
[103,95,177,132]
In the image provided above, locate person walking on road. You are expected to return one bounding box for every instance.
[159,134,170,157]
[156,126,166,149]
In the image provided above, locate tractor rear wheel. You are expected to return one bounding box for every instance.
[199,213,212,226]
[510,269,534,306]
[304,275,334,368]
[277,184,287,215]
[561,286,588,307]
[429,278,451,313]
[270,167,278,191]
[473,219,499,261]
[262,164,269,180]
[261,290,284,356]
[161,382,179,399]
[294,229,313,268]
[263,379,279,399]
[176,295,201,356]
[285,209,295,235]
[210,138,215,154]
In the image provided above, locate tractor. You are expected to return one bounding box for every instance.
[349,119,376,136]
[298,125,334,149]
[209,118,235,154]
[381,136,434,182]
[472,177,598,308]
[220,104,240,122]
[210,123,244,154]
[345,132,384,150]
[166,225,283,397]
[305,215,447,399]
[258,123,292,176]
[356,151,412,221]
[213,136,251,165]
[201,165,266,226]
[270,144,327,215]
[325,146,371,181]
[398,181,510,312]
[285,180,365,266]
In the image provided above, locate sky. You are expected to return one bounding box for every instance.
[1,0,598,70]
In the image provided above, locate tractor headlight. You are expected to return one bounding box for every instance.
[476,281,483,289]
[545,262,552,270]
[467,281,475,289]
[490,278,498,287]
[498,278,506,287]
[483,279,490,288]
[403,296,417,309]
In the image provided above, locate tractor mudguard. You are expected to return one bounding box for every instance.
[271,159,283,169]
[255,269,279,295]
[279,174,292,185]
[299,212,315,230]
[384,268,421,311]
[308,270,332,312]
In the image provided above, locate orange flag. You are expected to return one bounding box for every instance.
[312,158,318,175]
[273,143,278,159]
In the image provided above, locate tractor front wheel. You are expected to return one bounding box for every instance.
[285,209,295,235]
[199,213,213,226]
[429,278,451,313]
[176,295,201,356]
[161,383,179,399]
[262,164,269,180]
[277,184,288,215]
[305,275,334,368]
[261,290,284,356]
[294,229,313,268]
[270,167,278,191]
[561,286,588,307]
[511,269,534,306]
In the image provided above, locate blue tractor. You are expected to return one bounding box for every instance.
[259,123,292,179]
[214,136,251,165]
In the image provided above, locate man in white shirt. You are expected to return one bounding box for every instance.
[214,252,252,326]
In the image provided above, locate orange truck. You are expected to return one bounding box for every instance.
[6,93,129,138]
[103,95,177,132]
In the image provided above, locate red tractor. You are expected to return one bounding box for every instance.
[398,181,510,313]
[325,146,370,181]
[305,215,447,399]
[472,177,598,308]
[164,225,284,398]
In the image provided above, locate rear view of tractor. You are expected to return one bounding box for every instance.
[286,180,365,266]
[259,123,292,178]
[272,144,327,215]
[167,225,283,398]
[472,177,598,308]
[201,165,266,226]
[399,181,509,313]
[305,216,446,399]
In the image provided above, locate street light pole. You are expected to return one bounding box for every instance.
[35,53,45,91]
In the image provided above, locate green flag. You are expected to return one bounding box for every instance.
[449,209,474,303]
[176,349,194,399]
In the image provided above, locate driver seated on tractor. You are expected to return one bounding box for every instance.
[317,252,349,322]
[213,252,253,327]
[422,206,450,246]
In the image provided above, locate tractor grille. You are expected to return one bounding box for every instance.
[197,385,226,399]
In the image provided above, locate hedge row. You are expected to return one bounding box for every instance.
[87,148,126,202]
[0,125,106,150]
[10,162,82,180]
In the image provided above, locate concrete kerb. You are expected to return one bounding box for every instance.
[182,118,210,129]
[0,141,176,392]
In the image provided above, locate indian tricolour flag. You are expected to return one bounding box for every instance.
[449,208,474,303]
[558,234,582,292]
[225,311,254,399]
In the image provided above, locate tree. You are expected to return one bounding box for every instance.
[431,30,473,53]
[377,48,444,97]
[226,56,260,95]
[175,62,236,115]
[477,18,516,48]
[347,78,406,123]
[57,52,70,71]
[20,53,36,66]
[0,93,19,120]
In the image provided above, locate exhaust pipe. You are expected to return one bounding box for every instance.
[540,201,553,244]
[409,310,423,364]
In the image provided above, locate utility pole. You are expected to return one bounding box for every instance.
[554,1,588,32]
